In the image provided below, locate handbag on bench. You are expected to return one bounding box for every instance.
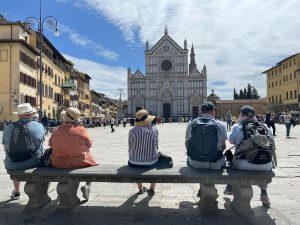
[157,152,173,168]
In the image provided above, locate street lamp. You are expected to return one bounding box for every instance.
[23,0,59,120]
[116,88,125,118]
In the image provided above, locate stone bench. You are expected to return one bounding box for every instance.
[8,165,275,212]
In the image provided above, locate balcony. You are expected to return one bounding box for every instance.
[62,81,76,89]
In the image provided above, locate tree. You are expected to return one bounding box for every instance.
[239,89,244,99]
[243,87,247,98]
[235,83,260,99]
[247,83,252,99]
[234,87,239,99]
[251,87,260,99]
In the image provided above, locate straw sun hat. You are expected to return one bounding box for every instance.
[64,107,80,123]
[135,109,155,127]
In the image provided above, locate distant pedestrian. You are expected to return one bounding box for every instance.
[130,118,135,127]
[225,111,232,131]
[265,113,276,136]
[110,117,115,132]
[123,118,127,127]
[284,110,293,138]
[41,113,49,135]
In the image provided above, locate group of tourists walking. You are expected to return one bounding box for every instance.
[2,101,279,206]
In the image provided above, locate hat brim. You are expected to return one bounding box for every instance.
[13,108,37,116]
[135,115,155,127]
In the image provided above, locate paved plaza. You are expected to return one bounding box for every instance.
[0,123,299,225]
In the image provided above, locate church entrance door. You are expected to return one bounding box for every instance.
[192,106,199,118]
[163,103,171,122]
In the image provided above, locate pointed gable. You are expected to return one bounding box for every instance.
[132,69,145,79]
[189,67,204,79]
[149,34,186,56]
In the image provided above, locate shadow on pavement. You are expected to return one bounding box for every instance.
[0,194,276,225]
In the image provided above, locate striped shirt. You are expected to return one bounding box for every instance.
[128,126,159,165]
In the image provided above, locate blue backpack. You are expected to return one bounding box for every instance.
[187,118,219,162]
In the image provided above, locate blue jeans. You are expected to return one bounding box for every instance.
[285,123,291,136]
[226,121,232,130]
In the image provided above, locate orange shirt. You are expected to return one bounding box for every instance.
[49,123,97,168]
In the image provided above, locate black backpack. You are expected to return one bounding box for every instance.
[187,118,219,162]
[235,121,275,164]
[8,120,36,163]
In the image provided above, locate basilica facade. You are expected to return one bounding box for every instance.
[127,27,207,120]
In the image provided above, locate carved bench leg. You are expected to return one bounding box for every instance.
[232,184,253,212]
[57,181,80,210]
[198,184,218,211]
[24,181,51,210]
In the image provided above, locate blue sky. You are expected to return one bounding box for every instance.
[1,0,300,99]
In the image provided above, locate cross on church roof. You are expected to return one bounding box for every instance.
[164,25,168,35]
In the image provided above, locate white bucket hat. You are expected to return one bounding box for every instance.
[13,103,37,116]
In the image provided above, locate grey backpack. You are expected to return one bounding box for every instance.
[8,121,36,163]
[235,121,275,165]
[187,118,219,162]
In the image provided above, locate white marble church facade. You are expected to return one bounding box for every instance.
[127,27,207,120]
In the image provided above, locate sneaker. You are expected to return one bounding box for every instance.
[147,189,155,195]
[223,185,233,195]
[138,187,147,194]
[260,193,270,206]
[10,190,20,200]
[81,185,91,201]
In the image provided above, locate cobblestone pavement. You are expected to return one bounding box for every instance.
[0,123,299,225]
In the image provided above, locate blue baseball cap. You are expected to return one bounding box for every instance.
[201,101,216,112]
[240,106,255,117]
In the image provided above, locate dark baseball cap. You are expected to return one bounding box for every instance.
[240,106,255,117]
[201,101,216,112]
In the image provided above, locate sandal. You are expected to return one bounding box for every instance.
[138,187,147,194]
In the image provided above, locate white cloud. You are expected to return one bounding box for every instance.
[59,24,118,60]
[63,54,127,98]
[59,0,300,99]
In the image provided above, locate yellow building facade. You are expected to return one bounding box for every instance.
[75,71,91,117]
[36,35,73,119]
[0,16,75,121]
[0,17,39,121]
[262,53,300,113]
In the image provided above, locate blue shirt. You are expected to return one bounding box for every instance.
[2,118,45,170]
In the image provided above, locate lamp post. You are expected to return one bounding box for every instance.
[23,0,59,120]
[116,88,125,118]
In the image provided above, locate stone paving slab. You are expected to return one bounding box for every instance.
[0,123,299,224]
